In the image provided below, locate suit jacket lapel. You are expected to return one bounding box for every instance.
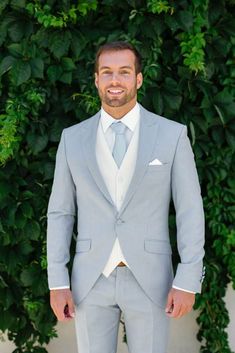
[82,105,160,213]
[82,111,115,207]
[119,105,160,215]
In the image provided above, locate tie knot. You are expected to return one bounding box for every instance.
[111,121,126,135]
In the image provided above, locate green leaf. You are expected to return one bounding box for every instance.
[20,264,38,286]
[189,121,196,146]
[14,209,27,229]
[42,162,55,180]
[47,65,63,83]
[0,181,12,201]
[163,93,182,110]
[49,121,63,142]
[30,58,44,79]
[224,103,235,118]
[0,310,16,331]
[24,221,41,241]
[214,89,233,105]
[10,0,26,8]
[61,57,76,71]
[8,20,28,42]
[208,1,223,25]
[212,37,230,57]
[225,131,235,150]
[0,56,16,76]
[0,24,7,46]
[0,275,8,288]
[18,241,34,255]
[152,90,163,115]
[27,132,48,154]
[165,13,180,32]
[7,43,23,58]
[214,104,225,125]
[20,264,48,295]
[71,31,87,59]
[22,190,34,199]
[7,206,17,227]
[59,71,72,84]
[21,202,33,219]
[0,0,8,15]
[211,127,224,146]
[177,11,193,31]
[49,31,71,59]
[221,17,235,36]
[11,60,31,85]
[164,77,178,92]
[0,220,4,233]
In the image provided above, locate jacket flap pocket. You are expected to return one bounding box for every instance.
[76,239,91,253]
[144,239,172,254]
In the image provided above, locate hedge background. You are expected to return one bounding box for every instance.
[0,1,235,352]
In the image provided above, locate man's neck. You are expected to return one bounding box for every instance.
[102,99,137,120]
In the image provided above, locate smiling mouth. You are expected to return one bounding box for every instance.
[107,89,124,95]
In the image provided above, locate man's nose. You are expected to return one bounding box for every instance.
[110,73,120,84]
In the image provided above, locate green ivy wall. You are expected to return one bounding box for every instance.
[0,1,235,352]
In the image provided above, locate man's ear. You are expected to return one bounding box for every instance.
[94,72,98,89]
[137,72,143,89]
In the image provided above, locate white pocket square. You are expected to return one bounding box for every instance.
[148,158,163,165]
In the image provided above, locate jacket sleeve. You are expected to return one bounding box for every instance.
[47,129,76,289]
[171,126,205,293]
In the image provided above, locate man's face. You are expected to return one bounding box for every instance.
[95,49,143,109]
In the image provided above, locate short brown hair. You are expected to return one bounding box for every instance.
[94,41,142,74]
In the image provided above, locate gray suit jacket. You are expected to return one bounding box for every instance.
[47,104,205,308]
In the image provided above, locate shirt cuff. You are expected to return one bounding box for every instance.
[172,285,196,294]
[50,286,70,290]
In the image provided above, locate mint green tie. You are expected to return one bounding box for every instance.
[111,121,127,168]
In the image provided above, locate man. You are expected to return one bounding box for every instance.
[47,41,205,353]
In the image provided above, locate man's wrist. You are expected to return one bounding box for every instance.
[172,285,196,294]
[50,286,70,290]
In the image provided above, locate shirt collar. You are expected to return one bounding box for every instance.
[100,102,140,133]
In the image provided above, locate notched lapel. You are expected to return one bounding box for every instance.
[82,112,115,207]
[82,106,160,215]
[119,106,160,215]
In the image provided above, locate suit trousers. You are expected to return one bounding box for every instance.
[74,266,170,353]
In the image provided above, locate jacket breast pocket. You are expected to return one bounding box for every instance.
[144,239,172,255]
[75,239,91,253]
[147,162,170,173]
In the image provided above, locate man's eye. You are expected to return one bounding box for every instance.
[102,71,112,75]
[120,71,130,75]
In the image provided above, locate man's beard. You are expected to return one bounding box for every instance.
[98,86,137,107]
